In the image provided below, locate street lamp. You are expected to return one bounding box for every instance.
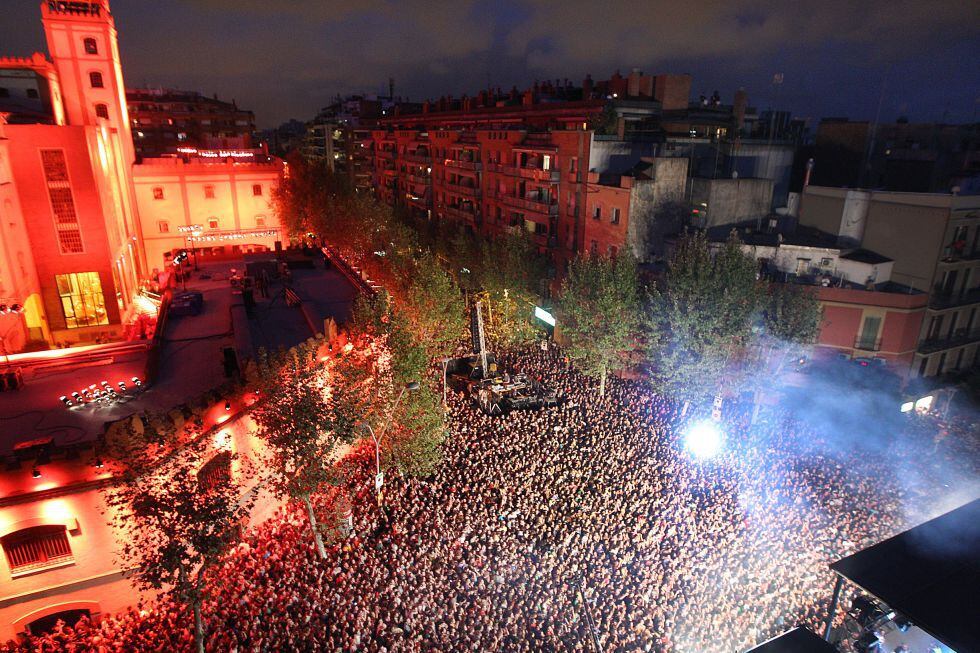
[361,380,420,505]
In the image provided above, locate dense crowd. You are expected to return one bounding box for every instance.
[5,346,977,652]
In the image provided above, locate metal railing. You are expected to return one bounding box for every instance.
[918,328,980,354]
[853,336,882,352]
[929,286,980,310]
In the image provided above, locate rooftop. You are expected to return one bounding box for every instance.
[830,498,980,653]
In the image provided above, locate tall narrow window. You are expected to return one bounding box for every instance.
[252,184,262,196]
[2,525,73,574]
[89,72,103,88]
[56,272,108,328]
[83,38,98,54]
[152,187,164,200]
[204,185,215,199]
[41,149,83,254]
[94,103,109,119]
[611,207,621,225]
[856,316,881,350]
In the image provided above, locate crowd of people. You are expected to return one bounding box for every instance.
[4,346,977,652]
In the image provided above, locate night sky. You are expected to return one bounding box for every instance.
[3,0,979,128]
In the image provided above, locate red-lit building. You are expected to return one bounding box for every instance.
[0,0,283,355]
[367,76,695,269]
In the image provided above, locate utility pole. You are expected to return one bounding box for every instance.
[575,577,603,653]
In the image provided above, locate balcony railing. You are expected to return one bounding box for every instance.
[444,181,481,198]
[443,159,482,172]
[485,162,559,181]
[402,152,431,164]
[443,204,480,223]
[407,172,431,185]
[853,336,882,352]
[490,190,558,216]
[918,328,980,354]
[376,149,395,160]
[929,286,980,310]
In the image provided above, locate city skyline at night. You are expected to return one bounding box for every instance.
[2,0,979,127]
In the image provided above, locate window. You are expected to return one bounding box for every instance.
[590,240,598,255]
[152,187,164,200]
[40,149,83,254]
[856,316,881,350]
[83,38,98,54]
[611,207,621,225]
[158,221,169,233]
[89,72,103,88]
[592,206,601,220]
[208,218,219,229]
[94,103,109,119]
[198,452,232,492]
[252,184,262,196]
[0,88,8,98]
[26,88,39,99]
[2,525,73,574]
[254,215,266,227]
[204,185,215,199]
[57,272,108,329]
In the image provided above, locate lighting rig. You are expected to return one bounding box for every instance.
[60,376,144,409]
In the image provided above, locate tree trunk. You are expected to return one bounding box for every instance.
[193,598,204,653]
[599,367,607,396]
[303,494,327,559]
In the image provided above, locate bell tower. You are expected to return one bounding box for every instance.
[40,0,135,165]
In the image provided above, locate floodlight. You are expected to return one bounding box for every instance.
[684,420,723,460]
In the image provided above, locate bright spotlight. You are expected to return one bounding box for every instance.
[685,421,723,460]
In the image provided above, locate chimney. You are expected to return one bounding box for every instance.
[733,88,748,130]
[582,74,594,98]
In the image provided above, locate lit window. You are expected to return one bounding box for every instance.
[94,103,109,119]
[204,185,215,199]
[40,149,83,254]
[255,215,266,227]
[177,132,187,141]
[136,131,144,139]
[2,525,73,574]
[611,207,621,225]
[208,218,219,229]
[83,38,98,55]
[252,184,262,196]
[158,221,169,233]
[152,187,164,200]
[56,272,108,329]
[89,72,103,88]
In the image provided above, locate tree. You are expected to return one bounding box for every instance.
[105,412,253,653]
[559,253,643,395]
[402,251,466,357]
[252,339,356,560]
[646,230,762,404]
[763,283,822,360]
[389,385,446,478]
[271,152,348,239]
[475,232,547,348]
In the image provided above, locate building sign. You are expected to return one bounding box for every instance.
[186,229,279,242]
[177,224,203,233]
[176,147,262,160]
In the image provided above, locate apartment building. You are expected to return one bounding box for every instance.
[799,186,980,377]
[127,87,255,159]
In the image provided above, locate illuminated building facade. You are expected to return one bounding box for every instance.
[126,87,256,160]
[0,0,282,354]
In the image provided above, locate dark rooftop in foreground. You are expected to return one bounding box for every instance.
[840,248,892,265]
[744,627,836,653]
[830,498,980,653]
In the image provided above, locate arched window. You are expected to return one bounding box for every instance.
[94,103,109,119]
[83,38,98,55]
[89,72,103,89]
[2,525,73,574]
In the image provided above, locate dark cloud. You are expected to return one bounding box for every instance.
[2,0,977,127]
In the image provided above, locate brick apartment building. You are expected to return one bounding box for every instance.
[126,87,255,159]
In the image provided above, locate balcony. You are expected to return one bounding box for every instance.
[402,151,431,165]
[490,190,558,217]
[517,167,560,182]
[929,286,980,310]
[918,328,980,354]
[376,149,395,160]
[444,204,480,223]
[445,181,481,199]
[407,171,431,185]
[853,336,882,352]
[443,159,482,172]
[405,193,431,210]
[485,162,559,182]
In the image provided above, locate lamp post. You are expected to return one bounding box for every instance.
[439,358,451,406]
[361,380,420,505]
